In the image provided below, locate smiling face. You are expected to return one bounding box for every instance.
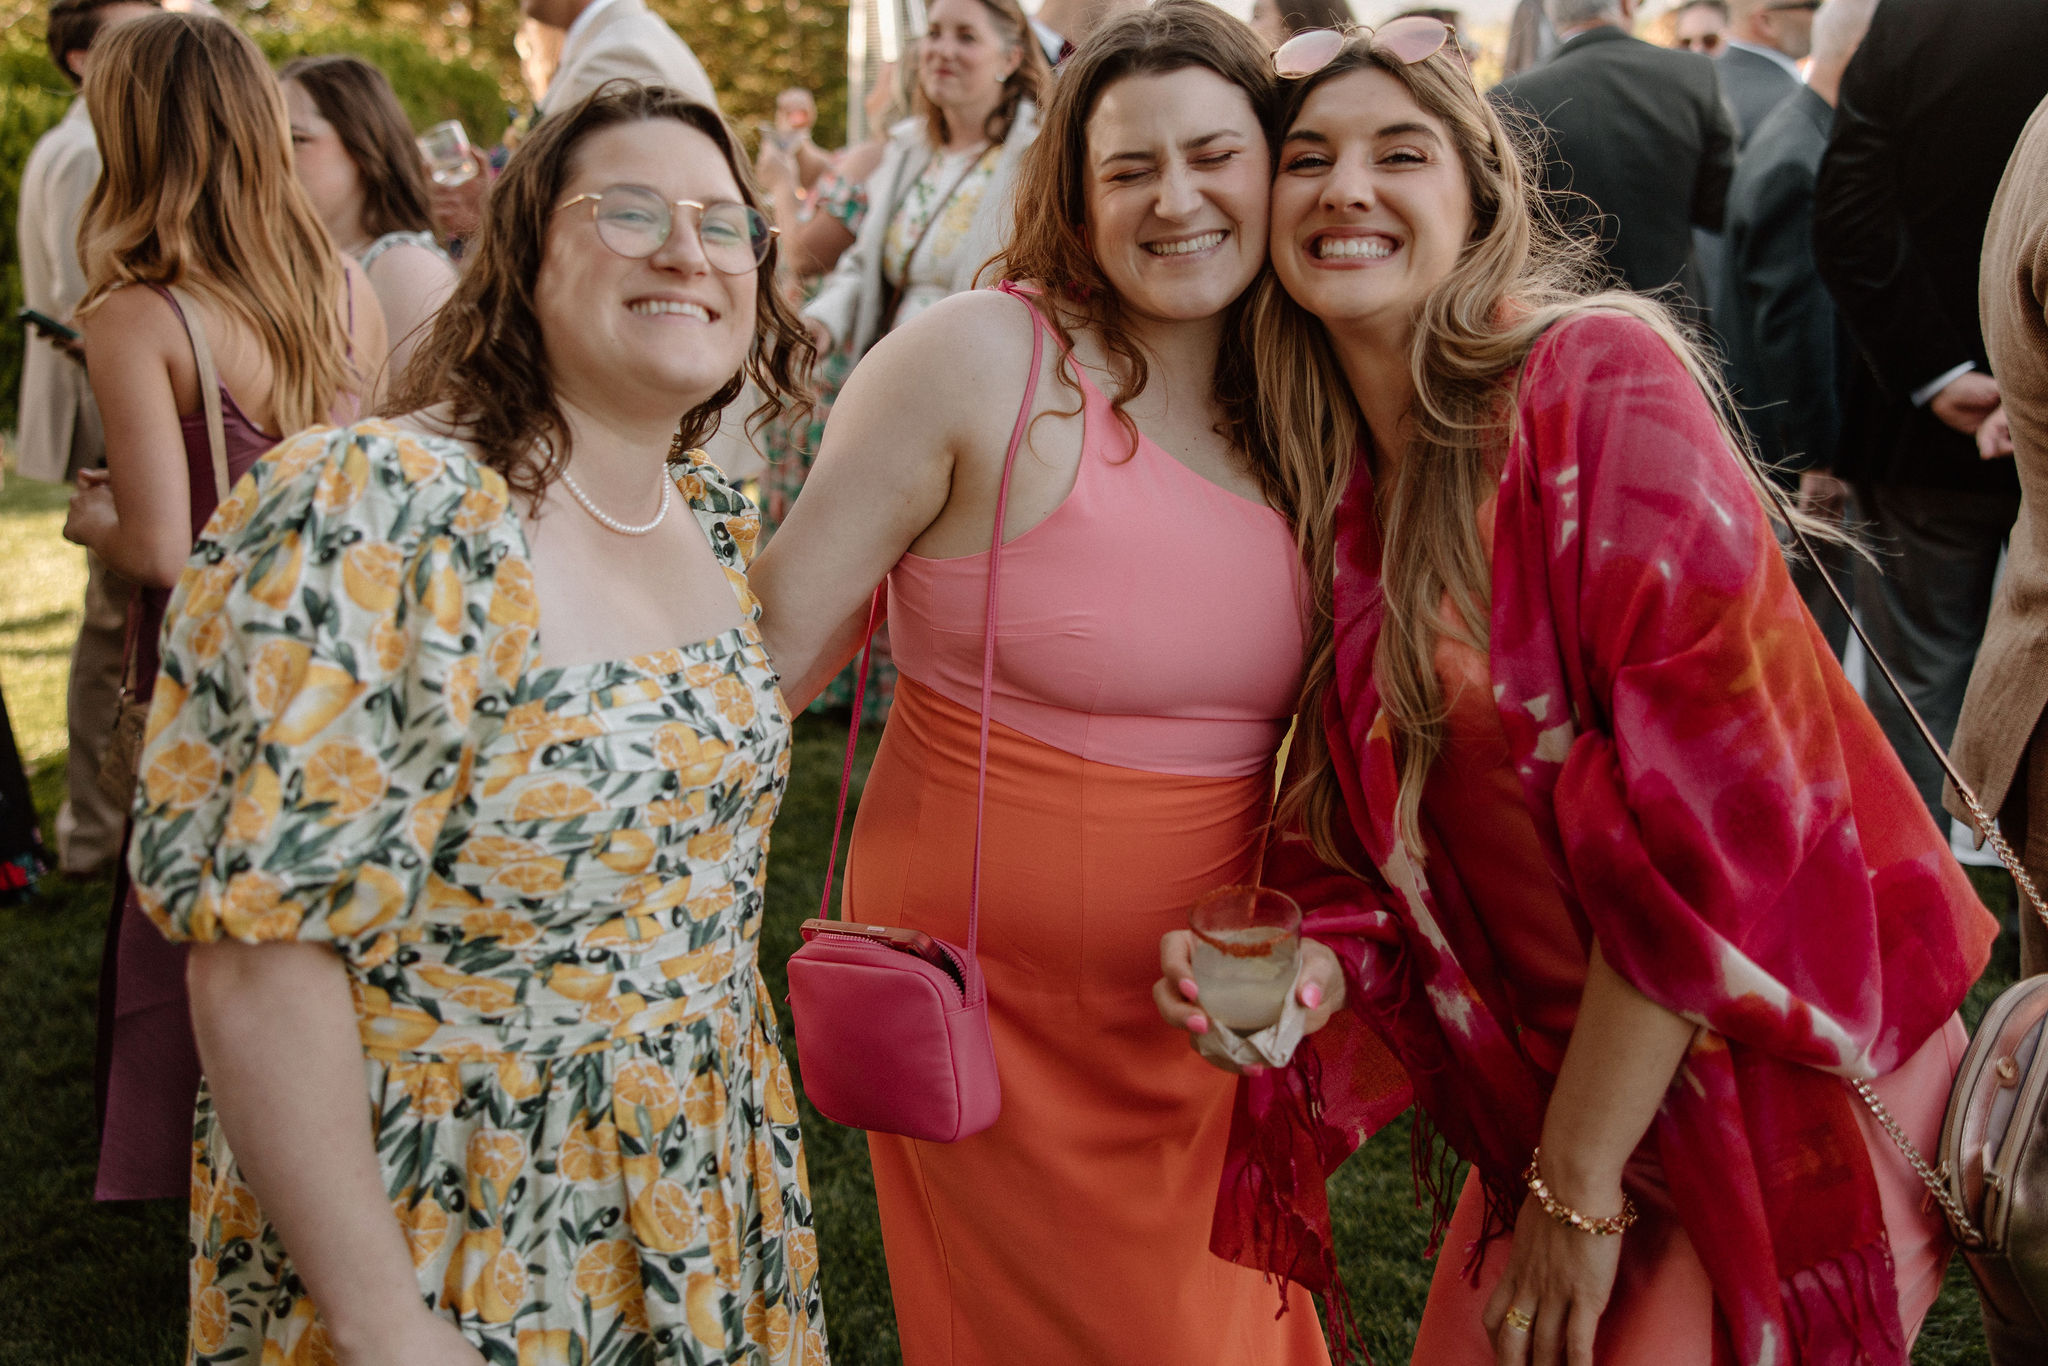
[1084,67,1270,327]
[921,0,1021,124]
[533,118,758,423]
[1270,67,1473,349]
[282,78,364,244]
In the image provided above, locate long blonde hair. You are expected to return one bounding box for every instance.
[76,12,355,433]
[1264,34,1802,868]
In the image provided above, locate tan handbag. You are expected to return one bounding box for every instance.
[97,285,232,812]
[1774,485,2048,1362]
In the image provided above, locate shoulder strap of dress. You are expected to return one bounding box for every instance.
[159,284,232,507]
[816,286,1047,954]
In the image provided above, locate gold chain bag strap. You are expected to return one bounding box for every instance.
[1767,477,2048,1362]
[98,285,233,811]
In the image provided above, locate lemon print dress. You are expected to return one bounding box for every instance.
[129,422,825,1366]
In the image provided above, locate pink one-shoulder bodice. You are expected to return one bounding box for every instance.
[885,305,1307,778]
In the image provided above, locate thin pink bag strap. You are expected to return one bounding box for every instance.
[817,282,1048,957]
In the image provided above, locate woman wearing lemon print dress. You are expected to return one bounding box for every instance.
[128,84,823,1366]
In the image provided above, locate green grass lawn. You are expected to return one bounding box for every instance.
[0,470,2007,1364]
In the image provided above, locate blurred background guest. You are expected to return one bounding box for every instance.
[803,0,1048,365]
[1493,0,1736,316]
[1030,0,1142,67]
[1952,90,2048,982]
[755,55,922,560]
[764,85,834,199]
[58,9,385,1204]
[1718,0,1811,145]
[522,0,716,117]
[758,56,918,283]
[1813,0,2048,838]
[1717,0,1876,657]
[1249,0,1355,50]
[16,0,159,880]
[279,54,458,380]
[1670,0,1729,56]
[1503,0,1557,75]
[516,12,564,110]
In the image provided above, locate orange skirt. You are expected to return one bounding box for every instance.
[843,677,1330,1365]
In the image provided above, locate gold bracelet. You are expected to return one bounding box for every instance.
[1523,1147,1638,1236]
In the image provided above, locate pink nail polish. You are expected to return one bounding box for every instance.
[1189,1015,1209,1034]
[1246,1065,1266,1076]
[1179,978,1200,1001]
[1301,983,1323,1010]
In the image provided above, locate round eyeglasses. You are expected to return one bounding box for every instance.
[555,184,777,274]
[1273,17,1457,79]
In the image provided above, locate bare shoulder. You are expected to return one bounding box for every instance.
[82,281,182,343]
[366,242,457,297]
[854,287,1040,395]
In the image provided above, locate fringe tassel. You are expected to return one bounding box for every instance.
[1779,1240,1905,1366]
[1233,1045,1376,1366]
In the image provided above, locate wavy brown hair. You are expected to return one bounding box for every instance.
[278,54,437,241]
[914,0,1051,147]
[1264,32,1809,867]
[77,12,357,434]
[992,0,1276,473]
[384,83,814,499]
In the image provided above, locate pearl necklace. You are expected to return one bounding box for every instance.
[558,466,672,536]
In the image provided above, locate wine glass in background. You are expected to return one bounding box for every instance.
[418,120,478,188]
[1188,885,1301,1033]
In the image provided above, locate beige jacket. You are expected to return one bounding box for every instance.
[538,0,718,118]
[13,100,103,483]
[1949,92,2048,820]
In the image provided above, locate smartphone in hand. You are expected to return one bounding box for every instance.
[17,307,80,343]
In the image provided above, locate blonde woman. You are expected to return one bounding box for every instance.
[61,9,385,1204]
[1155,22,1994,1366]
[801,0,1050,363]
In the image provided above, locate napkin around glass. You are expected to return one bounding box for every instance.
[1191,953,1311,1070]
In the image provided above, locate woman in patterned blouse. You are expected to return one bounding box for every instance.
[128,84,822,1366]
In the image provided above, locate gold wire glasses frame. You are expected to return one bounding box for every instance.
[555,184,778,274]
[1272,17,1460,79]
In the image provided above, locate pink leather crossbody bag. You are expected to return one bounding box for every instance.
[784,286,1046,1143]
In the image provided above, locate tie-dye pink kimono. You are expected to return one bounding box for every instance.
[1218,312,1997,1364]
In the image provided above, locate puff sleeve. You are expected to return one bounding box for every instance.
[129,423,538,953]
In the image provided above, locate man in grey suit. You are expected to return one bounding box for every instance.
[1717,0,1814,144]
[1717,0,1876,654]
[1493,0,1737,314]
[14,0,157,876]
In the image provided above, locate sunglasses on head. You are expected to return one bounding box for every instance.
[1272,16,1460,79]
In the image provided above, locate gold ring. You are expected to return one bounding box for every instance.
[1503,1307,1535,1333]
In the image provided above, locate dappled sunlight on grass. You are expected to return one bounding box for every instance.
[0,472,88,763]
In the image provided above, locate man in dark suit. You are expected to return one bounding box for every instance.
[1493,0,1737,313]
[1813,0,2048,828]
[1717,0,1813,144]
[1718,0,1876,657]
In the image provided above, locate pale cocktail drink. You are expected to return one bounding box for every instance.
[1188,886,1302,1033]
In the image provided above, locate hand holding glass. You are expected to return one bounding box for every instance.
[1188,886,1301,1032]
[418,120,478,188]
